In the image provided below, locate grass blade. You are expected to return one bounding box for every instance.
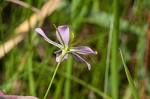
[119,49,140,99]
[111,0,120,98]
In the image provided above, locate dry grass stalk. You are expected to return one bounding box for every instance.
[6,0,40,13]
[0,0,61,59]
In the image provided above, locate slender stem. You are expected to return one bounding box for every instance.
[104,17,114,96]
[43,60,61,99]
[111,0,120,98]
[27,52,36,96]
[25,0,36,96]
[43,49,67,99]
[64,55,72,99]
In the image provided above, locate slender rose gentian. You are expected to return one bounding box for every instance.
[35,25,97,70]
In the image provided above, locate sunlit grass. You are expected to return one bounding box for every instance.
[0,0,149,99]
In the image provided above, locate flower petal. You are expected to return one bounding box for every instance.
[35,28,62,49]
[54,50,61,54]
[72,52,91,70]
[56,25,70,45]
[56,53,68,62]
[70,46,97,55]
[0,90,6,95]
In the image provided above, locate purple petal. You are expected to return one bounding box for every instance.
[56,53,68,62]
[54,50,61,54]
[70,46,97,55]
[0,90,6,95]
[35,28,62,49]
[56,25,70,45]
[72,52,91,70]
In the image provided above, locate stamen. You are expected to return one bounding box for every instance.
[70,40,80,47]
[71,32,75,41]
[69,32,75,46]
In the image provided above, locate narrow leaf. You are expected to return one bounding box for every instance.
[119,49,139,99]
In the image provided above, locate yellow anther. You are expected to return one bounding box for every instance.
[72,32,74,41]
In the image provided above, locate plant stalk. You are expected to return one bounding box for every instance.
[43,49,67,99]
[111,0,120,98]
[64,55,72,99]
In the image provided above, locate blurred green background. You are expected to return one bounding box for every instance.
[0,0,150,99]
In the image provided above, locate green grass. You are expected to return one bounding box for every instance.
[0,0,149,99]
[110,0,120,98]
[120,49,139,99]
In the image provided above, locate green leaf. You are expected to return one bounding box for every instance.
[119,49,139,99]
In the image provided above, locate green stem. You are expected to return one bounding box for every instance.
[43,49,67,99]
[111,0,120,98]
[43,60,61,99]
[104,17,114,96]
[64,55,72,99]
[27,52,36,96]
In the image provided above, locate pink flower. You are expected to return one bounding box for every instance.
[35,25,97,70]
